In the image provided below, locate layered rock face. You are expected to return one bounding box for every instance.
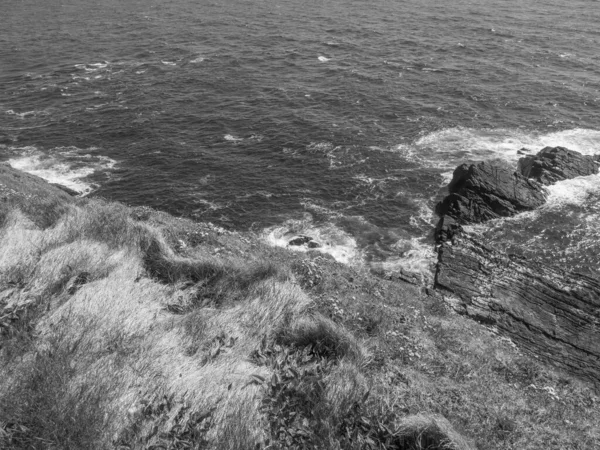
[434,147,600,383]
[436,233,600,383]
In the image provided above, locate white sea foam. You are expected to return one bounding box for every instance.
[191,198,224,212]
[161,61,177,66]
[237,190,274,200]
[306,142,347,169]
[318,56,330,62]
[353,174,396,186]
[371,237,436,282]
[396,127,600,173]
[544,173,600,210]
[190,57,205,63]
[263,216,358,264]
[408,200,435,228]
[248,134,264,142]
[224,134,243,142]
[7,146,116,195]
[5,110,40,119]
[307,141,334,152]
[74,62,109,72]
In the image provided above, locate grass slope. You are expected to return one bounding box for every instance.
[0,164,598,449]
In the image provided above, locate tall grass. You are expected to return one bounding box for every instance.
[1,197,404,449]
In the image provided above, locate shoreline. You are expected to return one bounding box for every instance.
[0,161,599,449]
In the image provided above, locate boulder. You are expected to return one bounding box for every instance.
[435,234,600,383]
[518,146,600,185]
[436,161,546,225]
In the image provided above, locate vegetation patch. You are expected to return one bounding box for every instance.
[0,341,108,449]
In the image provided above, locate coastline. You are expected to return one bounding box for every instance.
[0,162,598,449]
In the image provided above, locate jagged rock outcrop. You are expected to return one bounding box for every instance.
[436,160,546,224]
[434,147,600,383]
[436,234,600,383]
[518,146,600,185]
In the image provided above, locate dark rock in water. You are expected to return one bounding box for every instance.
[51,183,81,197]
[435,233,600,383]
[288,235,312,246]
[517,147,531,155]
[436,161,546,225]
[518,146,600,185]
[288,235,321,248]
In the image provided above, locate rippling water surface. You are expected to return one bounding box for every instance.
[2,0,600,276]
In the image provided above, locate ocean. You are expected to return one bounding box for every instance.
[2,0,600,278]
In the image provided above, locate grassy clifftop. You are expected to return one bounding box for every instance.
[0,163,598,450]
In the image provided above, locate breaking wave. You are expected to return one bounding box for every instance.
[5,146,116,195]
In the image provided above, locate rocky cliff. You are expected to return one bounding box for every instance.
[434,147,600,383]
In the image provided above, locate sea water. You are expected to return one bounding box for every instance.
[2,0,600,277]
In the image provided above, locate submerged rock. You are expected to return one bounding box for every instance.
[518,146,600,185]
[288,235,322,249]
[288,235,311,246]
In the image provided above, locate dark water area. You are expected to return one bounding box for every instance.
[2,0,600,275]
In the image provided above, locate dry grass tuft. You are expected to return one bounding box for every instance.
[394,414,475,450]
[0,335,109,449]
[278,314,366,362]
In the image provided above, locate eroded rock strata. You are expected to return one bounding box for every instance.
[436,234,600,383]
[434,147,600,383]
